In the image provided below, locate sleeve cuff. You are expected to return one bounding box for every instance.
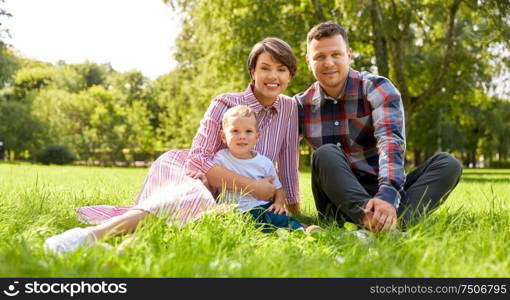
[375,185,401,208]
[286,195,299,205]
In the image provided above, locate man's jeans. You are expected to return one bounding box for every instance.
[311,144,463,226]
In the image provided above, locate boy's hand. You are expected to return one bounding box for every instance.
[268,199,288,215]
[268,189,288,215]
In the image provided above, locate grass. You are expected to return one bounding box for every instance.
[0,163,509,277]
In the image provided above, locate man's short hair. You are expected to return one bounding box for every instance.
[222,105,259,129]
[307,21,349,49]
[247,37,297,78]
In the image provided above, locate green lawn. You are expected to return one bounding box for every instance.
[0,163,509,277]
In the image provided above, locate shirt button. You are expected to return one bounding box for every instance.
[334,100,338,104]
[334,121,340,126]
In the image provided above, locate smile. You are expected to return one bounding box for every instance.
[264,83,280,88]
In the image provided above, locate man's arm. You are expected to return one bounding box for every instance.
[365,75,406,231]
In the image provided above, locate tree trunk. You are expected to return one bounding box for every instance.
[370,0,389,78]
[412,150,422,167]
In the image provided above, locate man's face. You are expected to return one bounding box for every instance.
[306,34,352,97]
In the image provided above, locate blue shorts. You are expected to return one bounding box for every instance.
[247,203,304,232]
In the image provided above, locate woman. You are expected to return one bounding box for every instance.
[44,37,301,254]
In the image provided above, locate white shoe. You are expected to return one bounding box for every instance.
[44,227,96,255]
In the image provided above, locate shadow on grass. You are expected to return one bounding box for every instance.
[462,171,510,176]
[460,176,510,184]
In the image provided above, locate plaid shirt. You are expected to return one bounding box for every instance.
[295,68,406,208]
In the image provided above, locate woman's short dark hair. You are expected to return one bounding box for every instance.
[307,21,349,49]
[247,37,297,78]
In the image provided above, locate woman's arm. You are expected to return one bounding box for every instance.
[206,165,276,201]
[277,99,301,213]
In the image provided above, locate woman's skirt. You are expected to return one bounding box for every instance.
[76,150,219,227]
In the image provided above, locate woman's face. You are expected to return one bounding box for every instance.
[250,51,291,106]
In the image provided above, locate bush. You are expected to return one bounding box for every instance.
[35,145,76,165]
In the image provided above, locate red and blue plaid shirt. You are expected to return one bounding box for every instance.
[295,68,406,208]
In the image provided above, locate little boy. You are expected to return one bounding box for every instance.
[213,105,318,233]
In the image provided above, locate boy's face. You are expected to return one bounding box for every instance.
[221,115,259,159]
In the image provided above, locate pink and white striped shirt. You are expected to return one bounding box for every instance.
[77,85,300,226]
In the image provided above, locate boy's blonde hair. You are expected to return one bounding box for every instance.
[222,105,259,129]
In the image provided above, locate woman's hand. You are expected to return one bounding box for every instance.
[251,177,276,201]
[286,203,301,215]
[186,170,211,191]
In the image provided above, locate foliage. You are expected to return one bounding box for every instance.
[0,47,18,88]
[13,67,55,99]
[1,60,158,163]
[35,144,76,165]
[0,0,509,165]
[165,0,510,166]
[62,85,156,164]
[0,100,46,159]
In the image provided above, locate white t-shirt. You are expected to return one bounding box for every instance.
[212,149,282,211]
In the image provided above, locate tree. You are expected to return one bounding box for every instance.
[0,100,46,159]
[107,71,148,104]
[166,0,510,166]
[69,61,112,89]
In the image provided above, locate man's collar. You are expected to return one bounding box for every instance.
[316,68,354,102]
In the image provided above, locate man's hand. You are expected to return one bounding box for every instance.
[250,177,276,201]
[362,197,397,233]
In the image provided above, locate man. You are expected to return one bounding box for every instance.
[295,21,462,232]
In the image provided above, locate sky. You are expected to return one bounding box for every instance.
[3,0,181,80]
